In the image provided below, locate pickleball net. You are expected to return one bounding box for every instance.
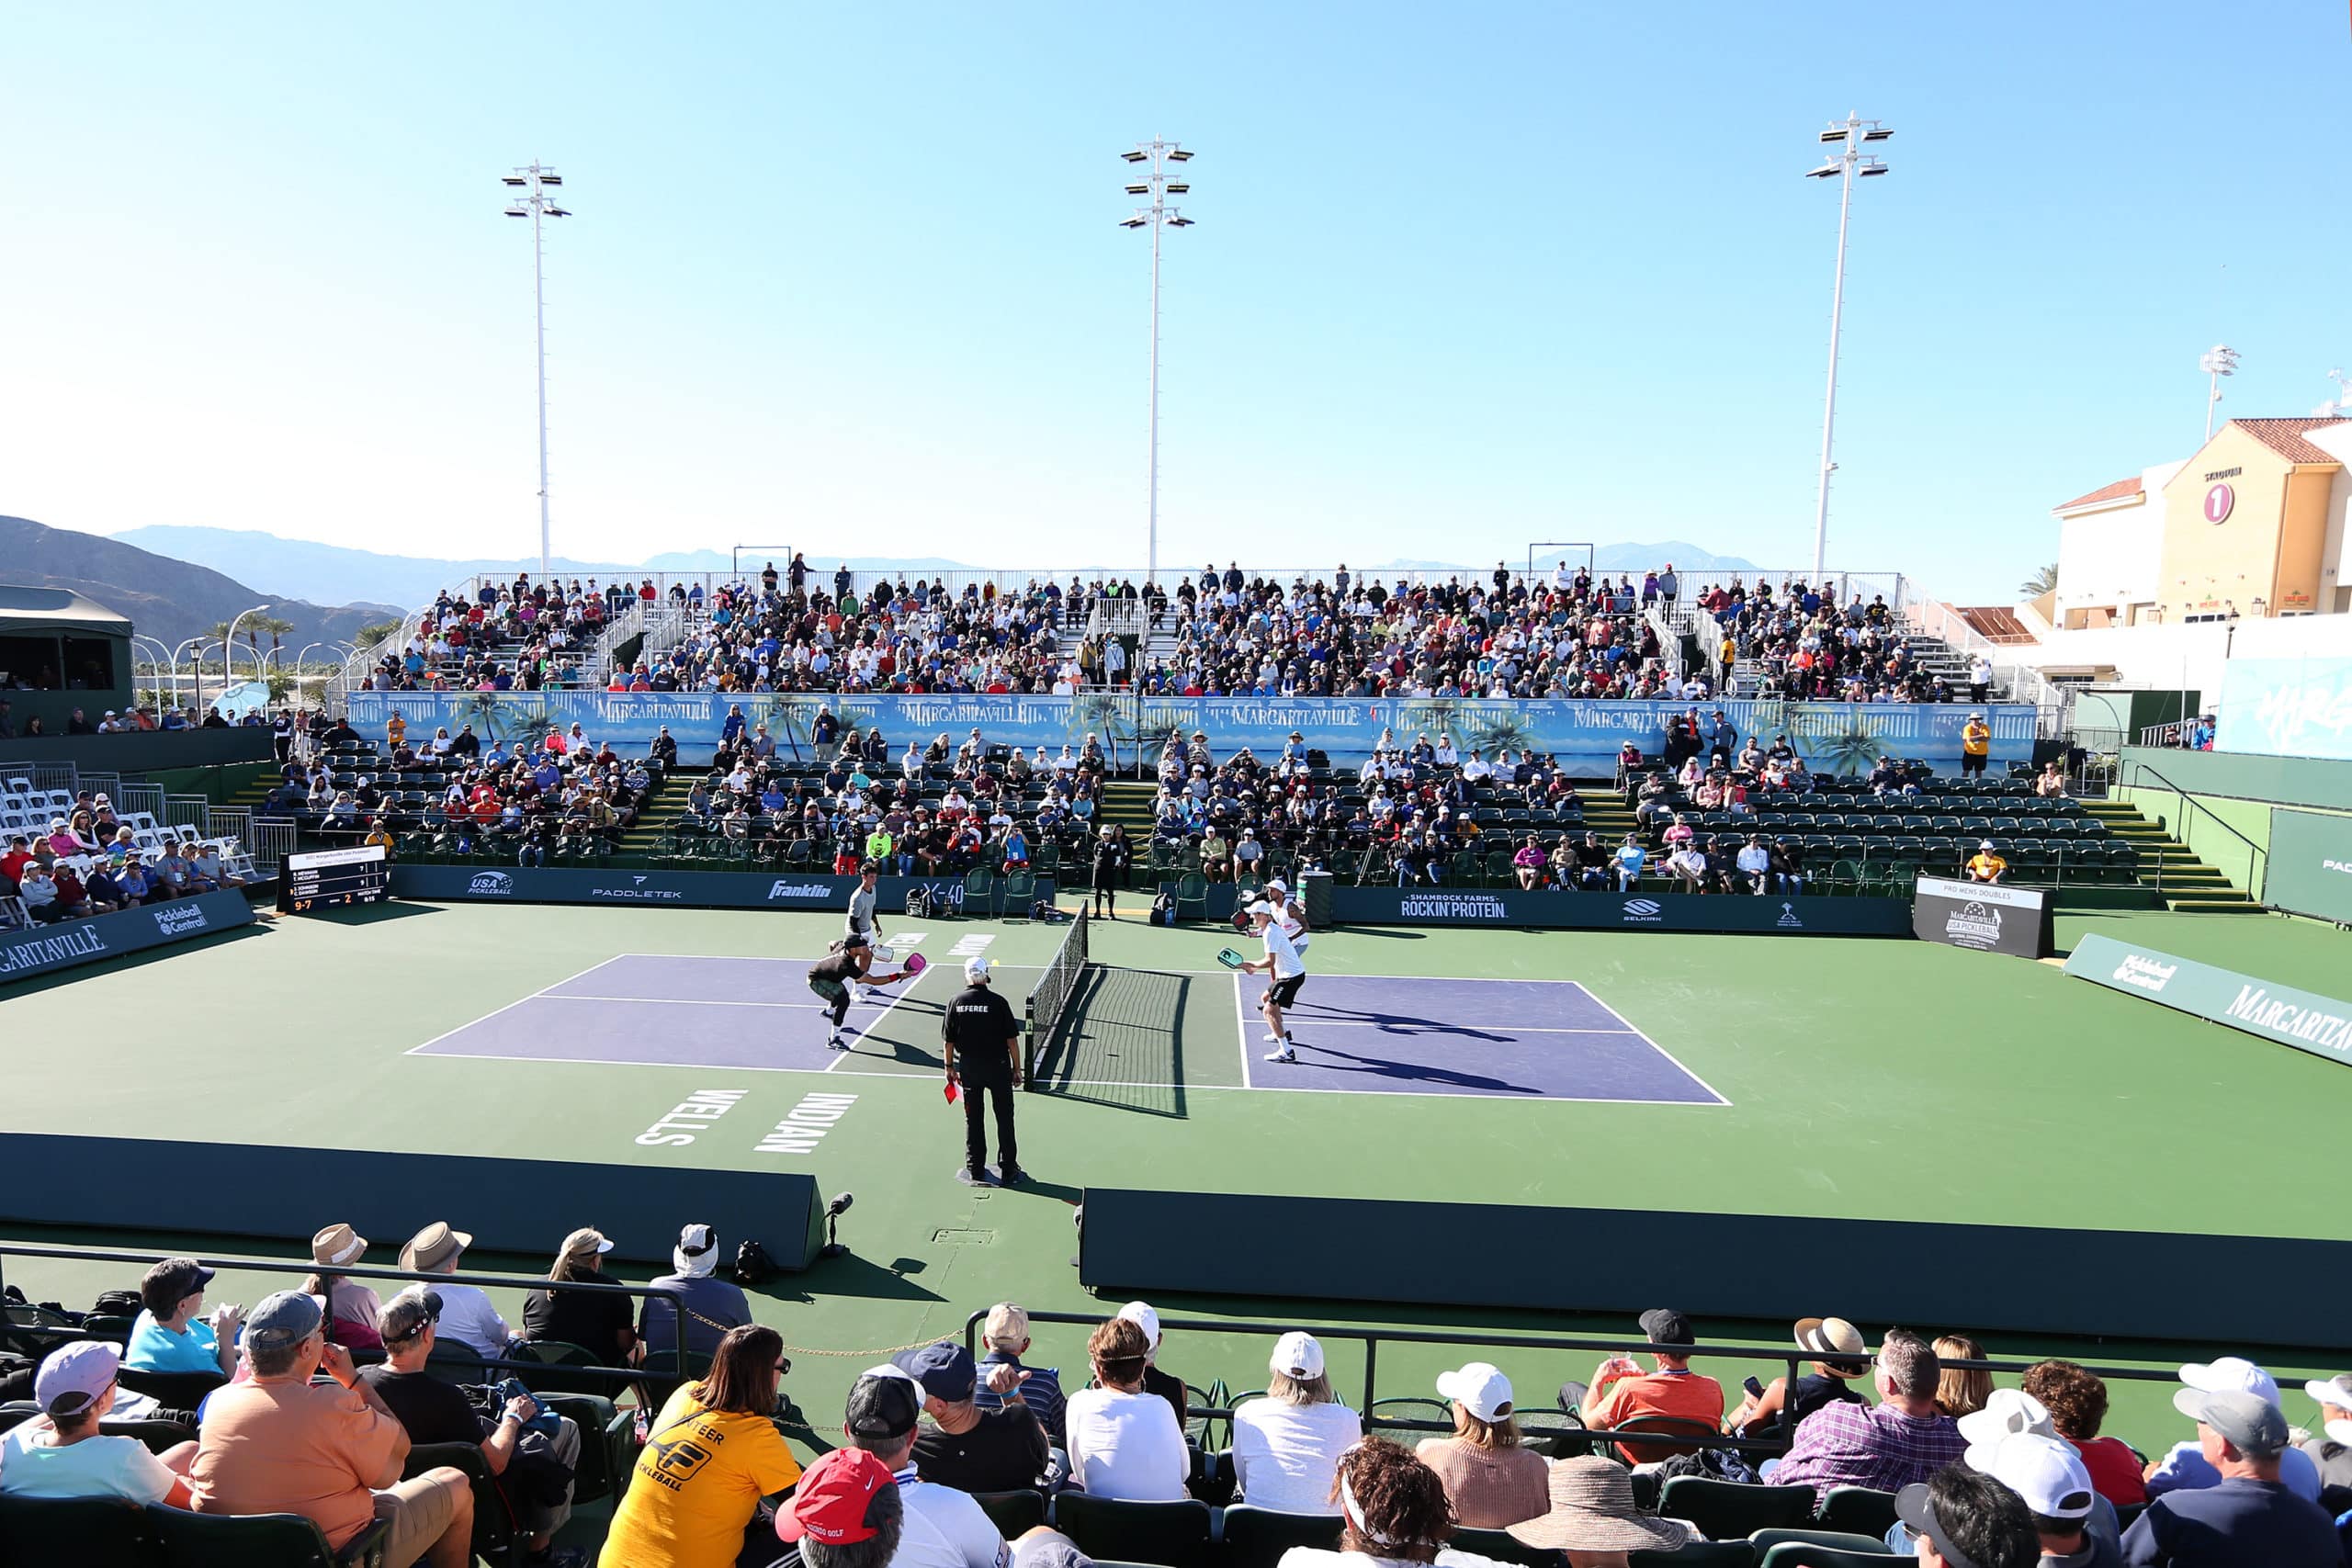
[1022,906,1091,1077]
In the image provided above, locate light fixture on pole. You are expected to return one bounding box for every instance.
[2200,344,2239,440]
[2311,366,2349,420]
[1119,137,1196,592]
[502,162,572,574]
[1804,113,1892,585]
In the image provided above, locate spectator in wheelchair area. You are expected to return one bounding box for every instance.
[1232,1332,1363,1515]
[359,1289,586,1568]
[191,1289,477,1568]
[1414,1361,1548,1529]
[639,1224,754,1361]
[839,1367,1014,1568]
[126,1257,240,1380]
[893,1340,1052,1495]
[0,1340,198,1505]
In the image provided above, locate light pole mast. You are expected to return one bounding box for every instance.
[2201,344,2239,441]
[1119,138,1194,590]
[503,162,571,574]
[1804,114,1892,584]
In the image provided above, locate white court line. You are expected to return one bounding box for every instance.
[1566,985,1733,1107]
[1231,967,1254,1089]
[532,993,855,1012]
[1280,1020,1641,1035]
[403,954,633,1056]
[830,956,933,1070]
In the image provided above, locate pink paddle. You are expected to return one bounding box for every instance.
[903,952,929,976]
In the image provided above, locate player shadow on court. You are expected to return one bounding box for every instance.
[1284,1004,1519,1043]
[1276,1039,1538,1095]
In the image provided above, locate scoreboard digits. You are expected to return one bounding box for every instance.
[279,844,392,914]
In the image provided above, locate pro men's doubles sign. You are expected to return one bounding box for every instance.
[1911,875,2052,959]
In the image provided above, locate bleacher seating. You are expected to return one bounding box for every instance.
[0,773,257,931]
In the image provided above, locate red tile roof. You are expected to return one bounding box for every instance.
[2231,417,2350,466]
[2053,475,2142,513]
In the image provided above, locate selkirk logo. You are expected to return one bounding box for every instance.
[468,871,515,896]
[1621,898,1662,923]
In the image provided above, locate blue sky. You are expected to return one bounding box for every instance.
[2,3,2346,602]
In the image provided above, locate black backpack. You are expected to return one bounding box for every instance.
[1150,888,1176,927]
[734,1239,775,1286]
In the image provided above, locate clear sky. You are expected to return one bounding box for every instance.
[3,3,2346,602]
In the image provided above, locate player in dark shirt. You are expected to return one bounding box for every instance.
[941,957,1023,1185]
[807,941,919,1052]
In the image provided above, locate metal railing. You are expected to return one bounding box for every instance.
[2118,758,2266,900]
[961,1306,2337,1450]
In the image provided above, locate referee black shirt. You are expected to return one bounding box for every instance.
[943,983,1020,1085]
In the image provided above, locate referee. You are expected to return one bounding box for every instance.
[942,957,1024,1187]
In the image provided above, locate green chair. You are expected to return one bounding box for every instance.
[1815,1487,1900,1540]
[1171,871,1209,923]
[423,1339,488,1385]
[1050,1494,1213,1568]
[1366,1395,1454,1437]
[148,1504,391,1566]
[97,1417,198,1456]
[1748,1527,1894,1556]
[971,1490,1048,1539]
[514,1337,630,1398]
[962,867,999,918]
[0,1494,159,1564]
[402,1440,511,1562]
[538,1393,625,1506]
[1756,1544,1894,1567]
[636,1348,715,1413]
[1451,1525,1562,1566]
[1218,1503,1341,1568]
[1631,1545,1758,1567]
[1659,1477,1816,1540]
[1001,870,1037,917]
[113,1367,227,1409]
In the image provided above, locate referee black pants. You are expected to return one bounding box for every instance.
[960,1073,1018,1174]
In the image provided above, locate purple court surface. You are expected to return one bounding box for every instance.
[1233,973,1725,1105]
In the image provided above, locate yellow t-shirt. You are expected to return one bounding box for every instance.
[1962,722,1990,757]
[1966,852,2007,881]
[598,1386,803,1568]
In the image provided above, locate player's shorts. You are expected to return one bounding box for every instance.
[808,976,848,1004]
[1267,974,1306,1009]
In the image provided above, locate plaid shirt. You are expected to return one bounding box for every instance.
[1770,1399,1966,1494]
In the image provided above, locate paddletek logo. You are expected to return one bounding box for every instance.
[2324,860,2352,876]
[468,871,515,897]
[766,881,833,901]
[1621,898,1663,924]
[590,877,684,902]
[2111,953,2176,994]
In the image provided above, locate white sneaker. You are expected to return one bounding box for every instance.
[1263,1047,1296,1063]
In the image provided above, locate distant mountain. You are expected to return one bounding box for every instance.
[98,525,1760,610]
[0,516,403,649]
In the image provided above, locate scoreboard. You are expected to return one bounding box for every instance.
[279,844,392,913]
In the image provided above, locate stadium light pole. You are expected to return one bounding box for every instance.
[1804,113,1891,585]
[2201,344,2239,441]
[502,162,571,575]
[1119,138,1195,592]
[224,603,270,690]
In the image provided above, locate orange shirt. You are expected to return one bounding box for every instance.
[1585,1367,1725,1459]
[192,1380,403,1549]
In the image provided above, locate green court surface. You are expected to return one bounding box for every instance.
[5,898,2349,1488]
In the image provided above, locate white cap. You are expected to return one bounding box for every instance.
[1979,840,1996,851]
[964,957,993,984]
[2182,1357,2280,1408]
[1117,1301,1160,1347]
[1435,1361,1514,1424]
[2305,1375,2352,1413]
[2331,1418,2352,1449]
[1246,902,1272,918]
[1956,1388,2054,1450]
[1271,1331,1324,1380]
[1968,1431,2094,1520]
[1267,879,1287,894]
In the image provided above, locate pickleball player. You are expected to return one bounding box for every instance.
[942,956,1023,1187]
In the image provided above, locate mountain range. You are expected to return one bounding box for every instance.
[104,525,1754,609]
[1,516,404,650]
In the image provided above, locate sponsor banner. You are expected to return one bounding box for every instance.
[346,690,2036,773]
[2263,807,2352,923]
[390,863,1053,913]
[2065,933,2352,1070]
[1911,874,2051,958]
[2215,656,2352,761]
[0,890,257,985]
[1326,885,1911,936]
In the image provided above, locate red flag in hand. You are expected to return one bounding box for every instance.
[944,1079,959,1104]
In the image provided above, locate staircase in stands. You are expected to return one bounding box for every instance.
[2083,798,2263,914]
[617,775,701,859]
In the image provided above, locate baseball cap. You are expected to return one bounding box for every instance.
[1271,1331,1325,1380]
[1968,1431,2094,1520]
[674,1224,718,1272]
[1957,1388,2054,1450]
[2175,1387,2288,1458]
[894,1342,978,1401]
[964,957,993,984]
[36,1340,121,1417]
[1435,1361,1514,1424]
[379,1289,443,1345]
[1267,879,1287,894]
[2305,1374,2352,1413]
[1894,1483,1978,1568]
[1246,902,1272,918]
[2181,1357,2281,1407]
[775,1448,897,1544]
[1638,1307,1692,1347]
[244,1289,325,1354]
[846,1370,922,1440]
[141,1257,215,1309]
[1979,840,1996,851]
[1118,1301,1161,1347]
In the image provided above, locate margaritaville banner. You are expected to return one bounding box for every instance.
[2065,933,2352,1070]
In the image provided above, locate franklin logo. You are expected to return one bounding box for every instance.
[468,871,516,897]
[1621,898,1662,923]
[766,881,833,901]
[2112,953,2177,994]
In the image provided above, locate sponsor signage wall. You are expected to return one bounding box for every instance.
[1910,874,2053,958]
[2213,655,2352,761]
[2263,807,2352,923]
[2065,933,2352,1071]
[390,863,1052,913]
[347,691,2036,774]
[1326,885,1911,936]
[0,890,258,985]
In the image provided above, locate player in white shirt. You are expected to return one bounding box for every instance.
[1264,879,1310,956]
[1240,902,1307,1063]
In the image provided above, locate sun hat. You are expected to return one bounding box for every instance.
[1271,1331,1325,1380]
[1507,1457,1690,1552]
[311,1223,368,1269]
[1435,1362,1514,1424]
[401,1221,472,1272]
[2305,1374,2352,1414]
[559,1227,615,1265]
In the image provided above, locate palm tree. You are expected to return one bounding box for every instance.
[1069,690,1137,769]
[2018,562,2059,598]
